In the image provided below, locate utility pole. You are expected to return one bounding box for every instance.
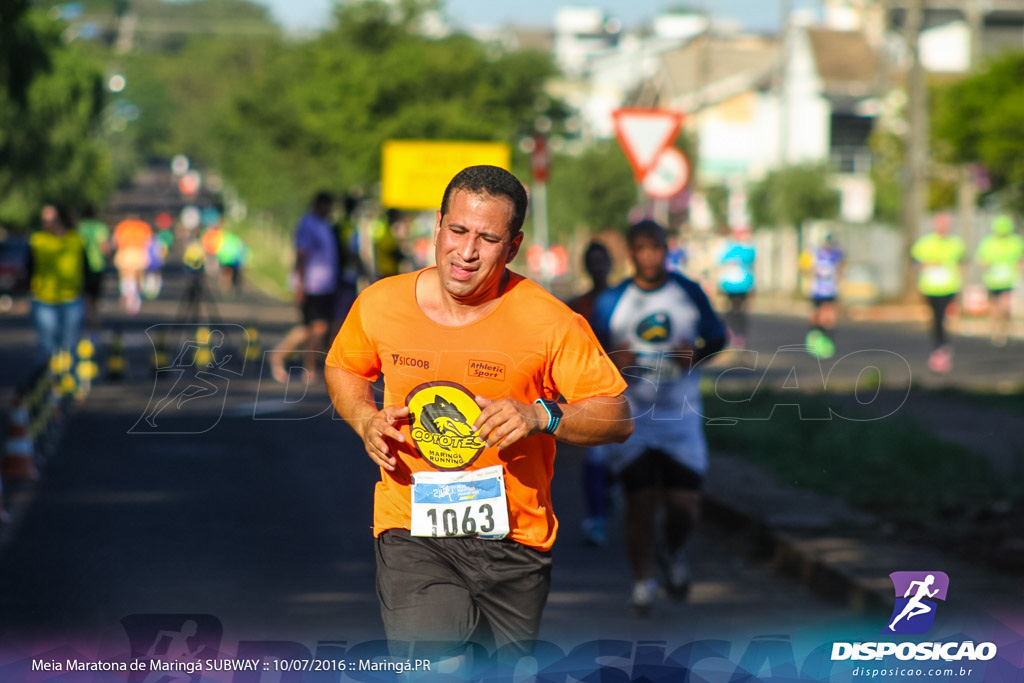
[957,0,983,256]
[902,0,927,299]
[777,0,791,168]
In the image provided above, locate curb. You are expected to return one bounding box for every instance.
[703,452,897,617]
[703,452,1024,619]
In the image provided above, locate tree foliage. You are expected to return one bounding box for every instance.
[121,0,562,221]
[747,163,840,228]
[546,140,636,237]
[0,7,111,230]
[933,51,1024,211]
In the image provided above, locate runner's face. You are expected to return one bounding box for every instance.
[41,206,61,234]
[629,235,668,289]
[434,190,522,303]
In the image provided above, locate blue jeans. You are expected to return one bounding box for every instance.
[32,298,85,366]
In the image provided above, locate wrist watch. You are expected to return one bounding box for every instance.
[534,398,563,435]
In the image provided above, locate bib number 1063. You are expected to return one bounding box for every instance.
[425,503,496,537]
[410,465,510,540]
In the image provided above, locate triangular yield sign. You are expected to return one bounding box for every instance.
[612,108,684,180]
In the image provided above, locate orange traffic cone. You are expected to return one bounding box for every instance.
[2,393,39,480]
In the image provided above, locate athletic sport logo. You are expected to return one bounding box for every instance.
[884,571,949,635]
[636,312,672,342]
[406,382,485,470]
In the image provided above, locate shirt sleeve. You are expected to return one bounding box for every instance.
[677,275,728,358]
[294,216,313,253]
[590,284,624,350]
[325,293,381,381]
[910,237,925,262]
[549,313,627,403]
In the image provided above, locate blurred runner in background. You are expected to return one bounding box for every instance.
[216,228,248,297]
[112,215,153,315]
[270,191,338,384]
[593,220,727,617]
[912,211,966,373]
[77,204,110,336]
[716,225,756,349]
[975,214,1024,347]
[28,205,85,368]
[568,240,615,546]
[802,233,844,359]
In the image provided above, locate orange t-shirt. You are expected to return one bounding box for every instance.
[113,219,153,250]
[326,268,627,551]
[113,219,153,272]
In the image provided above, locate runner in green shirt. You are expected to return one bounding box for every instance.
[77,205,110,334]
[975,214,1024,346]
[911,211,965,373]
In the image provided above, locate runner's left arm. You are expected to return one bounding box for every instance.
[472,393,631,450]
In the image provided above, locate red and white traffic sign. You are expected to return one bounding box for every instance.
[612,108,684,181]
[641,147,691,199]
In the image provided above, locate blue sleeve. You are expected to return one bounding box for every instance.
[591,282,628,350]
[673,274,727,356]
[294,215,312,252]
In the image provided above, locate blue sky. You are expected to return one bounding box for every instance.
[255,1,816,34]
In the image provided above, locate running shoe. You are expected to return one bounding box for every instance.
[659,549,692,602]
[581,516,607,547]
[806,330,835,359]
[928,346,952,373]
[805,329,823,356]
[630,579,658,617]
[816,334,835,359]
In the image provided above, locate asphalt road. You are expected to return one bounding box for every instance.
[1,270,1021,680]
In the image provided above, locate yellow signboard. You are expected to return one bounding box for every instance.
[381,140,512,210]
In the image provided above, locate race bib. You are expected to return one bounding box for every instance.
[410,465,510,540]
[987,263,1015,287]
[921,265,956,290]
[719,264,745,285]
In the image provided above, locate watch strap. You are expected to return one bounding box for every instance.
[534,398,561,435]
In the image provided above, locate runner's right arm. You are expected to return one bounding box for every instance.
[325,365,408,472]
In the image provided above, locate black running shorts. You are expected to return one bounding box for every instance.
[617,449,704,492]
[375,529,552,660]
[301,292,336,325]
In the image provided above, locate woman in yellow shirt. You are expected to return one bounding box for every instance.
[28,205,86,367]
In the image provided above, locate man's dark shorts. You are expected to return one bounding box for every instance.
[375,529,552,660]
[301,292,336,325]
[617,449,704,492]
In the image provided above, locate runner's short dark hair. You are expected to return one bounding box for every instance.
[440,165,529,237]
[627,219,667,247]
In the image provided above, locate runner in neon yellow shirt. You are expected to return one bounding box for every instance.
[911,211,965,373]
[975,214,1024,346]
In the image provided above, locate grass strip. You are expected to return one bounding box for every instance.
[702,389,1023,524]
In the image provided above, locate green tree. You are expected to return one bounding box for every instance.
[747,163,840,229]
[704,184,729,231]
[212,0,562,220]
[0,8,111,230]
[933,51,1024,211]
[546,140,636,238]
[0,0,52,106]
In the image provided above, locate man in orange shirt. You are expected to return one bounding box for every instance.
[325,165,632,663]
